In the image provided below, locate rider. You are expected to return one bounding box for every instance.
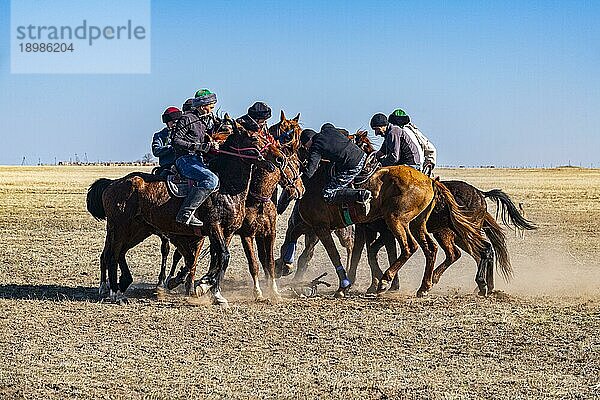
[182,98,194,113]
[237,101,271,135]
[299,123,372,212]
[170,89,220,227]
[370,113,423,171]
[388,109,437,176]
[152,107,181,176]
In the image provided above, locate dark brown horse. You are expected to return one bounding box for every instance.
[155,113,306,302]
[275,151,487,297]
[87,130,286,306]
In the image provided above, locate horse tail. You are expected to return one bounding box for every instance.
[86,178,113,221]
[483,212,513,281]
[482,189,537,231]
[433,180,486,255]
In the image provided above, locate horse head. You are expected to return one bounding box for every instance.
[268,110,301,155]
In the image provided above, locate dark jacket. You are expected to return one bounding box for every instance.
[151,127,176,167]
[377,124,423,167]
[171,110,215,158]
[304,125,365,179]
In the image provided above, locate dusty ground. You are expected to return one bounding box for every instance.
[0,166,598,399]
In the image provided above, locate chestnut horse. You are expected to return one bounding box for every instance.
[87,129,286,306]
[275,150,487,297]
[290,132,537,295]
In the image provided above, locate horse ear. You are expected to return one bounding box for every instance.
[293,113,300,122]
[280,110,286,121]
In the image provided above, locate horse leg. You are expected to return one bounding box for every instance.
[166,249,183,286]
[485,242,495,293]
[315,229,352,298]
[99,245,109,297]
[275,210,308,278]
[118,253,133,293]
[105,224,128,302]
[241,235,264,301]
[378,226,399,291]
[157,235,170,287]
[378,215,419,294]
[334,226,354,273]
[431,230,462,285]
[411,215,438,298]
[349,224,367,288]
[257,234,281,302]
[166,236,202,291]
[197,231,230,308]
[295,232,319,282]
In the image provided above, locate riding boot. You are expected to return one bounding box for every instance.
[329,188,372,215]
[176,187,213,227]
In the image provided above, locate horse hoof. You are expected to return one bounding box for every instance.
[333,290,346,299]
[98,283,109,297]
[416,289,429,298]
[195,282,211,297]
[166,276,180,290]
[478,288,488,297]
[366,285,378,295]
[275,259,294,278]
[377,279,392,294]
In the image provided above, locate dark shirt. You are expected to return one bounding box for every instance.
[171,110,216,159]
[151,127,176,167]
[378,124,423,167]
[304,125,365,179]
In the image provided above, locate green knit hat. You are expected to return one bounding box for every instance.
[195,89,213,98]
[192,89,217,107]
[389,108,410,126]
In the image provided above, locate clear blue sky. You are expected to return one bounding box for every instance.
[0,0,598,166]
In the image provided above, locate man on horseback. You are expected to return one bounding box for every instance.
[152,107,181,176]
[171,89,220,227]
[370,113,423,171]
[299,123,372,213]
[182,98,193,112]
[236,101,271,135]
[387,109,437,176]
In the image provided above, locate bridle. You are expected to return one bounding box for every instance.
[275,153,304,200]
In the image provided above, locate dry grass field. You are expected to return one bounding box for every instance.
[0,166,598,399]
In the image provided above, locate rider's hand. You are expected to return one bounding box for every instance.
[193,143,212,154]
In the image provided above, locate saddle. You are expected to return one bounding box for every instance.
[352,152,380,185]
[154,165,195,198]
[330,152,381,186]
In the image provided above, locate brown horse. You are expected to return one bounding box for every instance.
[349,181,537,295]
[237,142,305,302]
[156,113,306,302]
[275,151,487,297]
[87,129,286,306]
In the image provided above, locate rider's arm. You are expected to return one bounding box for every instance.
[171,116,196,153]
[151,131,171,158]
[303,149,322,179]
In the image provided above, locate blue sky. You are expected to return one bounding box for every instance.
[0,0,598,166]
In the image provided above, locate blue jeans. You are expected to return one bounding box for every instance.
[322,154,366,202]
[175,154,219,190]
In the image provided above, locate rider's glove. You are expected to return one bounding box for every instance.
[193,142,212,154]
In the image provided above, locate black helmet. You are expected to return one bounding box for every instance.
[248,101,272,120]
[370,113,388,128]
